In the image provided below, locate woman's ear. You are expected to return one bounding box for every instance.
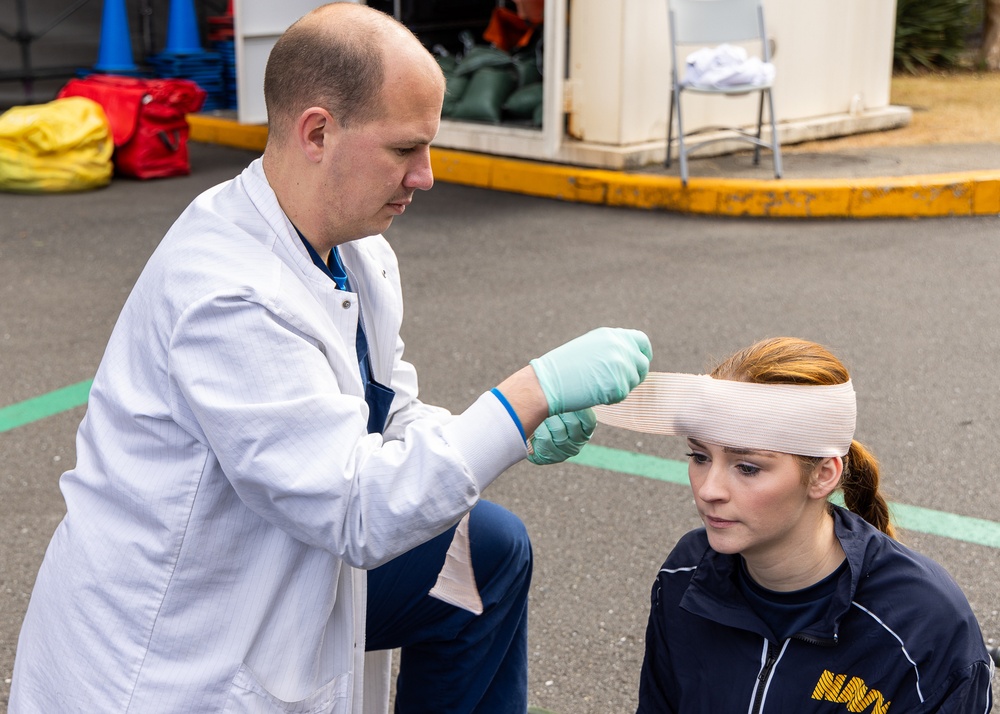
[809,456,843,500]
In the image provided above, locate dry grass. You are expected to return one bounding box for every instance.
[789,70,1000,152]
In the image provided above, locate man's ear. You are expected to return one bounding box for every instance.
[296,107,334,163]
[809,456,843,500]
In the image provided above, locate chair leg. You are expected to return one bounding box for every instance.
[767,89,782,179]
[753,91,764,166]
[675,88,689,187]
[666,86,676,169]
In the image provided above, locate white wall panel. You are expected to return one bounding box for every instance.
[568,0,897,145]
[233,0,900,168]
[234,0,358,124]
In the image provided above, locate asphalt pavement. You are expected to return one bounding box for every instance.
[2,141,999,712]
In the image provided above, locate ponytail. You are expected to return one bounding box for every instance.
[841,440,896,539]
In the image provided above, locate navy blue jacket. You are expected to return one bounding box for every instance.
[638,507,994,713]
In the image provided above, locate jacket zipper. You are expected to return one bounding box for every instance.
[793,632,838,647]
[750,641,779,714]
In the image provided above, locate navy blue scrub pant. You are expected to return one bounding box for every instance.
[366,500,532,713]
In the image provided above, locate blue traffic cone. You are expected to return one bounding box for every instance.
[164,0,203,54]
[94,0,138,73]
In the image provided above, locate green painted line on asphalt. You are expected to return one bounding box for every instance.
[571,445,689,486]
[0,379,92,433]
[887,502,1000,549]
[572,444,1000,550]
[4,382,1000,550]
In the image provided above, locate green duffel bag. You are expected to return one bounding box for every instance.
[502,82,543,119]
[436,54,458,75]
[442,73,471,117]
[512,52,543,88]
[437,53,470,117]
[453,45,514,77]
[449,66,518,123]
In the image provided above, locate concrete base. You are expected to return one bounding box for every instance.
[432,105,913,171]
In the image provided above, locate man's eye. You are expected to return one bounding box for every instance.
[395,147,414,156]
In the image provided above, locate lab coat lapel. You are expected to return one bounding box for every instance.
[241,159,366,395]
[338,240,396,385]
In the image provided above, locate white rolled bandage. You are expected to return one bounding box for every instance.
[592,372,856,457]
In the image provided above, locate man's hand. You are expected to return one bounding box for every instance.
[529,328,652,416]
[528,409,597,465]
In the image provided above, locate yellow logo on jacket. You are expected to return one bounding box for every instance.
[811,670,891,713]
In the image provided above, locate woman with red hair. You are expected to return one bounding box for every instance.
[597,337,995,713]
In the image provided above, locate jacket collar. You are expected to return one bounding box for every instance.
[240,158,328,291]
[680,507,879,644]
[239,159,396,384]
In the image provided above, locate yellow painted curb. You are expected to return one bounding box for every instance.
[186,115,1000,219]
[850,175,975,218]
[973,174,1000,215]
[188,114,267,152]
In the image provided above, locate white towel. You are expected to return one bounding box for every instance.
[683,43,775,88]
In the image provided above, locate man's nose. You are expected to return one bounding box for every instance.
[404,149,434,191]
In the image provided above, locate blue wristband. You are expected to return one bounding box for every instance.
[490,388,527,443]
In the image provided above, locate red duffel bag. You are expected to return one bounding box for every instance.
[57,75,206,179]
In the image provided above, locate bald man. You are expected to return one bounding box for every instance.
[10,4,650,712]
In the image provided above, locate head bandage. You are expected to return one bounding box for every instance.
[593,372,856,457]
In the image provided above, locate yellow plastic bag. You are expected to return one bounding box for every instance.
[0,96,113,193]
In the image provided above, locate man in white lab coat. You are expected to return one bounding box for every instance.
[10,4,651,713]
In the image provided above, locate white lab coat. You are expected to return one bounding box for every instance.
[11,159,526,713]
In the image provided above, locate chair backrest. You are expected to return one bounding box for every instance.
[668,0,764,46]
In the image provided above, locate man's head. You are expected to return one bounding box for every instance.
[264,3,388,140]
[261,3,445,254]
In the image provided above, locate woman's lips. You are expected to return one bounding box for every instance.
[704,515,738,528]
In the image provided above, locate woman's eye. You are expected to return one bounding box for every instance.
[685,451,708,465]
[736,463,761,476]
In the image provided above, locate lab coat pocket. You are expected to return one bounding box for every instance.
[224,663,350,714]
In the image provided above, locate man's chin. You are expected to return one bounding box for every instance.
[365,215,395,238]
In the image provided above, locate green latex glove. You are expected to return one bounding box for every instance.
[527,408,597,465]
[530,327,652,416]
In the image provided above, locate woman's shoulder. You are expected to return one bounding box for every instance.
[846,531,991,706]
[839,508,970,601]
[839,509,983,646]
[861,540,975,613]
